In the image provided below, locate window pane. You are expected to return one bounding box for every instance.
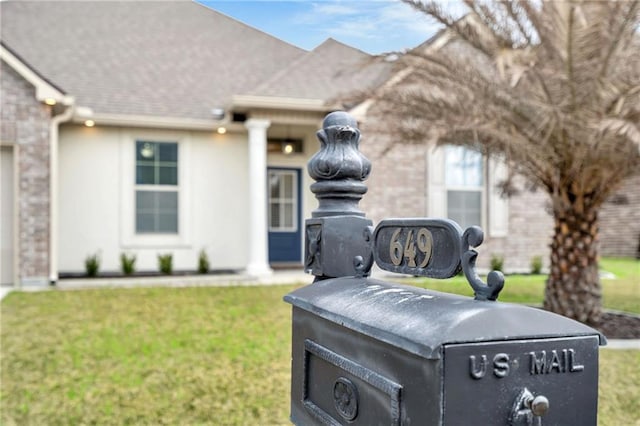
[136,141,156,161]
[283,174,293,199]
[136,213,155,233]
[448,190,481,230]
[136,190,178,234]
[270,203,280,228]
[157,213,178,233]
[269,174,280,199]
[136,165,156,185]
[158,166,178,185]
[158,143,178,162]
[158,192,178,210]
[445,146,483,187]
[284,202,294,228]
[136,191,155,211]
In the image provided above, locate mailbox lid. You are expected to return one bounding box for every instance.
[284,277,605,359]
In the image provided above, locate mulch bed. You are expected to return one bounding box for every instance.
[590,312,640,339]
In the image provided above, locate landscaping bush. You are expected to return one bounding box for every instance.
[490,254,504,272]
[530,255,543,275]
[198,249,210,274]
[120,253,136,275]
[157,253,173,275]
[84,253,100,277]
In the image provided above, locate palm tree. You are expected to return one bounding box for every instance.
[358,0,639,324]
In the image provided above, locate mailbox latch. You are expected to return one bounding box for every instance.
[509,387,549,425]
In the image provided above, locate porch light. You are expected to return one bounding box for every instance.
[84,119,95,127]
[44,98,57,106]
[217,127,227,134]
[283,142,295,154]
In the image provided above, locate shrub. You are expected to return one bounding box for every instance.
[84,253,100,277]
[530,255,543,275]
[198,249,210,274]
[490,254,504,272]
[158,253,173,275]
[120,253,137,275]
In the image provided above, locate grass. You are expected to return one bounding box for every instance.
[1,258,638,425]
[407,257,640,314]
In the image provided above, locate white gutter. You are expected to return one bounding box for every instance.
[49,104,74,284]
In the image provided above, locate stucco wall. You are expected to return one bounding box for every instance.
[58,123,319,274]
[1,60,52,285]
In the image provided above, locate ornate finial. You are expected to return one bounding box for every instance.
[308,111,371,218]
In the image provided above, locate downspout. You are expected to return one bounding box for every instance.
[49,103,74,285]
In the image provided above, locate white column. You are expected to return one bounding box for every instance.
[244,119,273,277]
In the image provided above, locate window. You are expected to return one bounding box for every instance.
[268,170,297,231]
[135,141,178,234]
[445,146,483,230]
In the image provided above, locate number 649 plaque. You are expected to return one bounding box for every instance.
[372,218,464,279]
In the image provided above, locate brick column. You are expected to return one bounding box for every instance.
[1,62,52,286]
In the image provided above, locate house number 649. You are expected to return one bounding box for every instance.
[389,228,433,268]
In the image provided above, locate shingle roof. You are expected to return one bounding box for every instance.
[0,1,307,120]
[249,38,393,103]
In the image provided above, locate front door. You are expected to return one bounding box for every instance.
[268,168,302,264]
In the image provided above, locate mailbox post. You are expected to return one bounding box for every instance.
[284,111,606,425]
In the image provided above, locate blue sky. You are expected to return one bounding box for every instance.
[197,0,448,54]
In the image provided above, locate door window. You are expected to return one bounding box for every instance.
[268,170,298,232]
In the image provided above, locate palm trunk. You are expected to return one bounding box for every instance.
[544,206,603,325]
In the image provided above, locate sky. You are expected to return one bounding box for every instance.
[197,0,449,54]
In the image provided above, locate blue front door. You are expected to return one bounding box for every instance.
[268,168,302,263]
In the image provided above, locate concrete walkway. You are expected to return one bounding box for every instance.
[2,271,638,349]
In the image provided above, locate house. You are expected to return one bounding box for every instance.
[1,1,636,287]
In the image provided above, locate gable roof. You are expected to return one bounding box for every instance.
[0,1,306,120]
[246,38,393,103]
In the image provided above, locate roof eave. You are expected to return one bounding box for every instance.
[73,112,233,131]
[232,95,336,112]
[0,43,74,106]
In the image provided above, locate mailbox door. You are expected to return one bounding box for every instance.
[443,336,599,425]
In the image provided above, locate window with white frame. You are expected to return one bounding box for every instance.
[135,141,179,234]
[445,145,483,230]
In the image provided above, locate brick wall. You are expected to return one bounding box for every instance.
[358,127,554,273]
[599,175,640,258]
[1,60,52,285]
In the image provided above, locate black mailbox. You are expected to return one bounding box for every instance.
[285,278,603,425]
[284,112,605,425]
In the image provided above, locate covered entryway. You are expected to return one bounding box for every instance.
[1,145,15,285]
[268,168,302,264]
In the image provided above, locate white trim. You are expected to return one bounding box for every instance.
[49,105,75,283]
[72,112,237,131]
[268,169,299,233]
[120,131,192,249]
[233,95,330,112]
[0,44,74,105]
[488,156,510,238]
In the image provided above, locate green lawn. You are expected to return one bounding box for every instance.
[1,258,638,425]
[407,257,640,314]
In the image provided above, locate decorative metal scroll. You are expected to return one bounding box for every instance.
[371,219,505,301]
[461,226,505,301]
[304,110,505,299]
